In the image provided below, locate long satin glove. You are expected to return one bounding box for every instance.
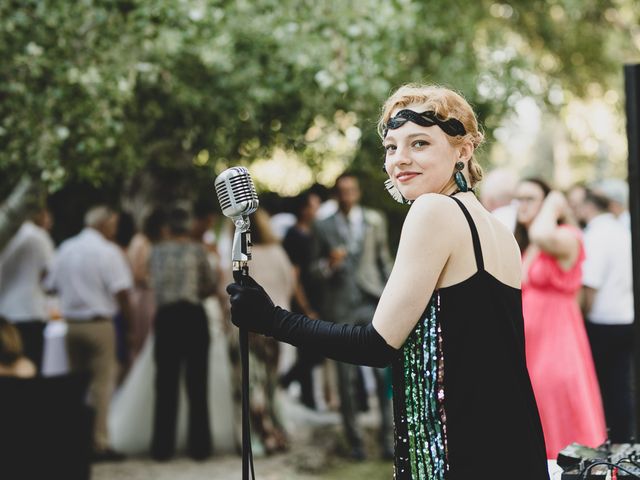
[226,276,398,368]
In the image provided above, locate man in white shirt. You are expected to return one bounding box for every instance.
[480,168,518,231]
[46,205,133,461]
[595,178,631,230]
[0,209,55,371]
[578,189,635,442]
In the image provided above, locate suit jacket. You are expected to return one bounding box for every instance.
[311,207,393,324]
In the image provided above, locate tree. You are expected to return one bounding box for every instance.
[1,0,638,247]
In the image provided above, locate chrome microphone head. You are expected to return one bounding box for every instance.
[215,167,259,266]
[214,167,259,220]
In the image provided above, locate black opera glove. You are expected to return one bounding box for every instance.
[226,275,277,335]
[226,276,399,368]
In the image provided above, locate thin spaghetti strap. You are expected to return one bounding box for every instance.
[449,196,485,271]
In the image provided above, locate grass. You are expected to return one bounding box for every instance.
[319,460,393,480]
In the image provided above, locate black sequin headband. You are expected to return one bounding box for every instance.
[383,109,467,138]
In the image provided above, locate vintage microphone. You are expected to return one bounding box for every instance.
[214,167,259,480]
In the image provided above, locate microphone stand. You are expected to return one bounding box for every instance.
[232,217,255,480]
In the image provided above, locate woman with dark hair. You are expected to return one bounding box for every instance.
[149,207,216,461]
[515,178,606,458]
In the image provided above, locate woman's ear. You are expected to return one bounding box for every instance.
[458,141,474,163]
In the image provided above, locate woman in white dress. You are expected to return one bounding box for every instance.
[109,223,236,456]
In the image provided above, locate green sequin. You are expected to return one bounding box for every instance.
[400,294,448,479]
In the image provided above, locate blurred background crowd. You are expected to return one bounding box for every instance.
[1,1,640,479]
[0,170,636,477]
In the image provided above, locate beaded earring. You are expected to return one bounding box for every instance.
[382,163,410,204]
[384,178,409,204]
[454,161,468,193]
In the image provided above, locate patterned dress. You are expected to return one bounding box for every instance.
[391,197,549,480]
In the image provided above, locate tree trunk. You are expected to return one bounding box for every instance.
[0,175,43,251]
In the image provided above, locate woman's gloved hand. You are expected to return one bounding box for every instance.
[226,275,276,335]
[228,274,398,368]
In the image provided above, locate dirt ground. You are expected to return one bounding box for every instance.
[93,455,392,480]
[92,389,563,480]
[94,391,393,480]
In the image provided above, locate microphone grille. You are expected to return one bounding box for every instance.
[215,181,232,210]
[229,174,258,203]
[214,166,259,217]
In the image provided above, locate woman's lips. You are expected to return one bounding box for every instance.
[396,172,420,183]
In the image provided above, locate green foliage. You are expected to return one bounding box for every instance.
[0,1,143,193]
[1,0,638,196]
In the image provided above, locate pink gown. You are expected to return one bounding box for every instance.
[522,226,606,459]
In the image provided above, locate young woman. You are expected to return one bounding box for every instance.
[227,85,549,479]
[244,208,294,454]
[515,178,606,458]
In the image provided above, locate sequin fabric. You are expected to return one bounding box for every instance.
[392,292,448,479]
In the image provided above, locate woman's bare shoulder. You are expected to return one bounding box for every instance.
[0,357,36,378]
[395,195,473,270]
[14,357,36,378]
[407,194,466,225]
[411,192,460,209]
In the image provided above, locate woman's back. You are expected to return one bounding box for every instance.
[391,195,549,480]
[250,243,295,310]
[149,240,214,306]
[435,194,522,290]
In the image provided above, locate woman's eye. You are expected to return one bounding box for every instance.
[413,140,429,148]
[384,144,396,152]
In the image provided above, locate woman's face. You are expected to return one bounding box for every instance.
[515,181,546,226]
[383,106,464,201]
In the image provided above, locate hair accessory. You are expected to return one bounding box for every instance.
[384,179,410,204]
[383,110,466,138]
[453,161,468,193]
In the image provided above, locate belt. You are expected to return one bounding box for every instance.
[66,316,110,323]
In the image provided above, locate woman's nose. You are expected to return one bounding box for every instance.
[388,148,411,168]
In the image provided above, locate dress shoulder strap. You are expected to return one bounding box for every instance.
[449,196,485,271]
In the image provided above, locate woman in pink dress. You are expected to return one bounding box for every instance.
[515,178,606,458]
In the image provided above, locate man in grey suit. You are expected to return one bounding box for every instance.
[311,172,394,460]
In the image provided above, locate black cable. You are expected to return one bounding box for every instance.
[578,460,640,479]
[618,457,640,469]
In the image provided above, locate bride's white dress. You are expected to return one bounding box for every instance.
[109,297,236,454]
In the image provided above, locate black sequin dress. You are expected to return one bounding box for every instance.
[391,197,549,479]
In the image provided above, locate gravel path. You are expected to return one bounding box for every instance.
[93,454,326,480]
[94,392,393,480]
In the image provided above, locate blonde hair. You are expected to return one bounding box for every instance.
[378,84,485,187]
[249,208,278,245]
[0,317,23,366]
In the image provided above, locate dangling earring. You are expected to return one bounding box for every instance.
[453,161,468,192]
[384,179,409,204]
[382,162,409,204]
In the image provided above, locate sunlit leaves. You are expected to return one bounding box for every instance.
[0,0,637,197]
